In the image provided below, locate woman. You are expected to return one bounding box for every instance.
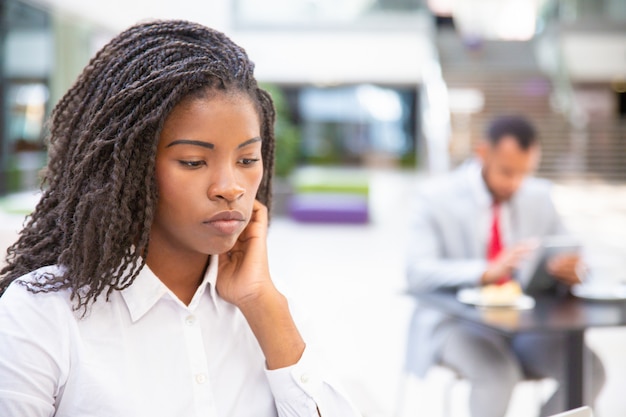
[0,20,360,417]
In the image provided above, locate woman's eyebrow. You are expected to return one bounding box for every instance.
[166,139,214,149]
[238,137,262,149]
[165,137,261,150]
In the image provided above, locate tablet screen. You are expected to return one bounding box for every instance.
[517,235,581,294]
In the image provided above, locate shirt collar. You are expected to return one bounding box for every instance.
[189,255,220,313]
[465,159,524,211]
[121,255,220,322]
[465,159,493,209]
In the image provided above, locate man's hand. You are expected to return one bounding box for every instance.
[481,243,535,285]
[547,253,583,286]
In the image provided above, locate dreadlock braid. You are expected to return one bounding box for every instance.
[0,20,276,313]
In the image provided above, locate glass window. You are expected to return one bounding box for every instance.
[233,0,424,28]
[5,82,49,191]
[1,0,52,194]
[295,84,417,166]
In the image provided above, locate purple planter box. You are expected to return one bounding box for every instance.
[288,193,369,224]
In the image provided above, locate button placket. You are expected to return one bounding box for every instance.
[181,310,215,414]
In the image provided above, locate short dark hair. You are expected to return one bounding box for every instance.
[486,114,538,150]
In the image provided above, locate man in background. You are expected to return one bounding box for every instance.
[405,114,605,417]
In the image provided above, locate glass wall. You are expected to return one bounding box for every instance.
[541,0,626,24]
[233,0,425,28]
[232,0,425,172]
[0,0,52,194]
[0,0,107,196]
[278,84,418,168]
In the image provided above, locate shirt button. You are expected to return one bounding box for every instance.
[300,373,310,384]
[195,373,207,384]
[185,315,196,326]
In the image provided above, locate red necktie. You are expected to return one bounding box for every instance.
[487,202,509,284]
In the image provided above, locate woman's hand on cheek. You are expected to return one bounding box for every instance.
[218,200,305,370]
[217,200,275,307]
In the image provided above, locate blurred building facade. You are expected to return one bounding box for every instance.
[0,0,51,194]
[0,0,111,194]
[0,0,625,195]
[437,0,626,181]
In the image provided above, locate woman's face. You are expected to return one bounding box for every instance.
[150,92,263,258]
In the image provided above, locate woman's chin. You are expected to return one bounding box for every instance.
[209,239,239,256]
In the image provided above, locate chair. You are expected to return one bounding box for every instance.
[393,330,556,417]
[393,291,558,417]
[394,364,550,417]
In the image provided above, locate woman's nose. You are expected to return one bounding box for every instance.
[208,169,245,203]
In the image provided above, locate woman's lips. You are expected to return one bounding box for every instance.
[205,219,243,234]
[204,211,245,234]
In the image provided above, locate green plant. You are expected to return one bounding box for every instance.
[262,83,301,178]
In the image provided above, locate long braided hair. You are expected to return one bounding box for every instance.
[0,20,276,312]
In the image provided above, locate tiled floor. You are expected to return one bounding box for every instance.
[1,169,625,417]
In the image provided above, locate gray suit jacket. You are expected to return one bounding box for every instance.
[405,161,567,376]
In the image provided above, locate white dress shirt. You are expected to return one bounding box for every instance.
[0,257,361,417]
[466,161,514,254]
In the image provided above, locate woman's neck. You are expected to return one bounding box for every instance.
[145,248,210,305]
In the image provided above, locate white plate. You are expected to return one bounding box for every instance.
[571,283,626,301]
[457,287,536,310]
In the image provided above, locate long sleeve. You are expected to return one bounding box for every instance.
[406,190,486,293]
[406,176,573,294]
[265,347,361,417]
[0,281,70,417]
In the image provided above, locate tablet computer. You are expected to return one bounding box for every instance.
[517,235,581,294]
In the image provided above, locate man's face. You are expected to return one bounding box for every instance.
[478,135,541,203]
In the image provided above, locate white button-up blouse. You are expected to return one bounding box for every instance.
[0,257,361,417]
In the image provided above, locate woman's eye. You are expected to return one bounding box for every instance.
[238,158,260,166]
[178,160,205,168]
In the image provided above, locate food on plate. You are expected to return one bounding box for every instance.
[481,280,523,305]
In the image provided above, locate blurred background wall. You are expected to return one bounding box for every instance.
[0,0,624,198]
